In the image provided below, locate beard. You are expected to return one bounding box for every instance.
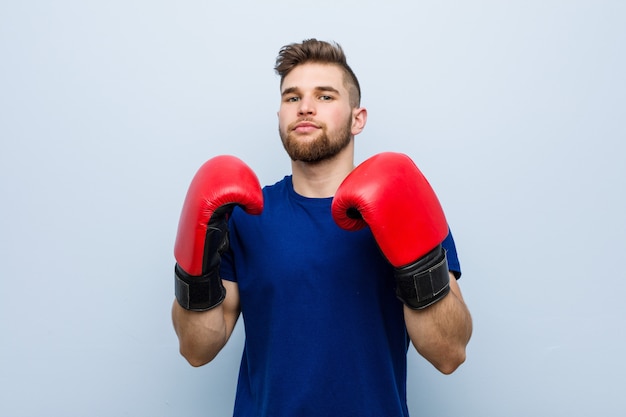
[279,117,353,163]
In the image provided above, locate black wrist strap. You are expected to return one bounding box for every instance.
[394,245,450,310]
[174,264,226,311]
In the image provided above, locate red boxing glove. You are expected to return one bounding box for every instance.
[332,152,450,309]
[174,155,263,311]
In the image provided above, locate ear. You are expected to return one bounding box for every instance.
[351,107,368,135]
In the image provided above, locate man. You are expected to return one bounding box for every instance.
[172,39,472,417]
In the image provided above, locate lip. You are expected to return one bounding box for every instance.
[292,121,320,133]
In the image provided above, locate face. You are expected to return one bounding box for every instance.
[278,63,363,163]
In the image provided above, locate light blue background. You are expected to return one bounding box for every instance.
[1,1,625,416]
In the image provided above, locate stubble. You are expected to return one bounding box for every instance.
[279,117,353,163]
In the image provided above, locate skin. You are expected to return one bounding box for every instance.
[277,62,365,198]
[172,62,472,374]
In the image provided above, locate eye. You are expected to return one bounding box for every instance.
[319,95,333,101]
[285,96,300,103]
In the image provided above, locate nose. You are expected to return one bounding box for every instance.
[297,96,315,116]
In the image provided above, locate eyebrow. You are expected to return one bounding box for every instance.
[281,85,341,96]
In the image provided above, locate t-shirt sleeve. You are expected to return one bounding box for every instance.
[220,249,236,282]
[442,228,462,279]
[219,215,238,283]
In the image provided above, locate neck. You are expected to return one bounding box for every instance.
[290,145,355,198]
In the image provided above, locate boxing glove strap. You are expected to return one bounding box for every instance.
[394,245,450,310]
[175,264,226,311]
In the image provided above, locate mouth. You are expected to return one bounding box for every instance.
[292,120,321,133]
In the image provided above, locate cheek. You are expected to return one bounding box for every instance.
[277,111,288,129]
[332,110,354,131]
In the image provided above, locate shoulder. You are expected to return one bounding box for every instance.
[230,176,292,224]
[262,175,292,196]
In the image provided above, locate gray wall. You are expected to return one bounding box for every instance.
[1,1,624,416]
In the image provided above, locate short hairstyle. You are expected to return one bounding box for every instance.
[274,39,361,108]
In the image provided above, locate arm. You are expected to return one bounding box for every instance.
[332,152,471,374]
[404,273,472,374]
[171,155,262,366]
[172,280,241,367]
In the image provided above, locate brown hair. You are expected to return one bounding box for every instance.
[274,39,361,108]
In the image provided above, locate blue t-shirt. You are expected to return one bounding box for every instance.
[220,176,460,417]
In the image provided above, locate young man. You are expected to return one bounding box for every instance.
[172,39,472,417]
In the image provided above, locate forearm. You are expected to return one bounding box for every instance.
[404,274,472,374]
[171,300,229,367]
